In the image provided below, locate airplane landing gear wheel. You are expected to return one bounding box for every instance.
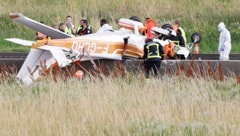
[191,33,201,44]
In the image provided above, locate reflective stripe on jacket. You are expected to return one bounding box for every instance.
[178,27,186,44]
[145,43,162,59]
[77,25,92,32]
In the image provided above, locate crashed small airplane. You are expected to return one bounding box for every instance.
[6,13,200,85]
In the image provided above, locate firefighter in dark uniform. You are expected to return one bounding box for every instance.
[143,38,164,79]
[161,23,186,59]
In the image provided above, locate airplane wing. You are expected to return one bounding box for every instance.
[16,48,56,85]
[5,38,35,46]
[37,45,72,67]
[9,13,74,39]
[176,47,190,59]
[151,27,169,36]
[17,45,95,85]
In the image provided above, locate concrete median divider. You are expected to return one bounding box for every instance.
[1,53,240,77]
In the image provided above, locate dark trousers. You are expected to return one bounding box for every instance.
[145,60,161,78]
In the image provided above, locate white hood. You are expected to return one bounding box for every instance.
[97,24,114,33]
[218,22,225,32]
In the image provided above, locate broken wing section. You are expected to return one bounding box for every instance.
[37,45,73,67]
[16,48,56,85]
[17,45,92,85]
[10,13,74,39]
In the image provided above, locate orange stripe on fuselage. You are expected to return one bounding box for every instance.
[32,38,143,58]
[124,44,143,58]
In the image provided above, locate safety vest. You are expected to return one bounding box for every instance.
[172,40,180,45]
[77,25,92,33]
[65,27,72,34]
[146,43,162,59]
[178,27,186,44]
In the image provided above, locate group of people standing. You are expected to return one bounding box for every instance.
[143,19,187,79]
[143,19,232,79]
[58,15,93,36]
[36,15,114,40]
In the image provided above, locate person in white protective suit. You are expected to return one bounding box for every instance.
[218,22,231,60]
[97,18,114,33]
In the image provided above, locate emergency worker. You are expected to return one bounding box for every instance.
[36,32,47,40]
[59,22,66,32]
[171,22,185,47]
[97,18,114,33]
[173,20,187,44]
[35,21,47,40]
[144,17,157,38]
[218,22,231,60]
[64,15,76,35]
[76,19,92,36]
[161,24,185,47]
[143,38,164,79]
[160,23,185,59]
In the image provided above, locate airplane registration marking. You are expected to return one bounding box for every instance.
[71,41,110,54]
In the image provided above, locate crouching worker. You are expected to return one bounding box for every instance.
[143,38,164,79]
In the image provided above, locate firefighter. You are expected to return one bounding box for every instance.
[143,38,164,79]
[161,21,186,47]
[173,19,187,45]
[161,23,186,59]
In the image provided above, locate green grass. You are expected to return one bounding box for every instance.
[0,0,240,53]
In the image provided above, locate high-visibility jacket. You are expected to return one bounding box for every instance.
[178,27,186,44]
[164,34,185,47]
[76,25,92,35]
[144,41,164,60]
[65,27,72,35]
[77,25,92,32]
